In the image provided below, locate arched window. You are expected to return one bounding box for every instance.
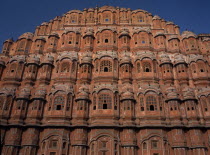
[143,62,152,72]
[198,62,206,73]
[0,96,4,110]
[98,93,112,109]
[54,96,65,110]
[143,142,147,149]
[191,64,196,73]
[137,15,144,22]
[137,62,141,73]
[146,96,157,111]
[18,40,26,51]
[105,39,109,43]
[140,97,144,111]
[61,62,70,73]
[201,98,208,111]
[100,60,112,72]
[10,63,17,73]
[49,140,58,148]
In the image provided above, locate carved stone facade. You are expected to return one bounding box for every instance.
[1,5,210,155]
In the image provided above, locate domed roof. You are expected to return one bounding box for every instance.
[181,31,197,39]
[41,22,48,26]
[99,5,115,10]
[152,15,161,20]
[18,32,34,40]
[4,38,13,43]
[166,21,174,25]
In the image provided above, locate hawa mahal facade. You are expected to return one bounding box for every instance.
[1,5,210,155]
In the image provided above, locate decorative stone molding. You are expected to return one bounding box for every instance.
[32,87,47,100]
[41,54,54,65]
[97,26,117,33]
[94,50,118,60]
[197,87,210,98]
[137,84,160,96]
[76,85,90,100]
[84,27,94,37]
[57,51,78,61]
[93,83,118,94]
[50,84,74,95]
[119,27,130,38]
[132,27,151,34]
[152,15,161,20]
[135,51,156,61]
[182,87,195,100]
[9,55,26,63]
[27,55,40,65]
[165,86,179,100]
[188,54,206,64]
[159,53,172,65]
[16,86,31,99]
[0,87,16,97]
[173,54,186,65]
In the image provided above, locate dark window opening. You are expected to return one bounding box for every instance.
[56,105,61,110]
[93,106,96,110]
[205,108,208,111]
[69,41,72,44]
[135,42,137,44]
[11,70,14,73]
[114,106,117,110]
[103,104,107,109]
[151,140,158,149]
[200,69,204,72]
[105,39,108,43]
[145,68,150,72]
[141,107,144,111]
[150,105,154,111]
[104,67,108,72]
[76,42,78,44]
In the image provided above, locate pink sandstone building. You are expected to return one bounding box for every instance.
[1,5,210,155]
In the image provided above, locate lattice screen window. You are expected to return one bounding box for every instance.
[143,62,152,72]
[61,62,70,73]
[49,140,58,148]
[100,60,112,72]
[146,96,157,111]
[54,96,65,110]
[98,94,112,109]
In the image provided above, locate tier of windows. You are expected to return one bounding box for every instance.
[9,34,205,54]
